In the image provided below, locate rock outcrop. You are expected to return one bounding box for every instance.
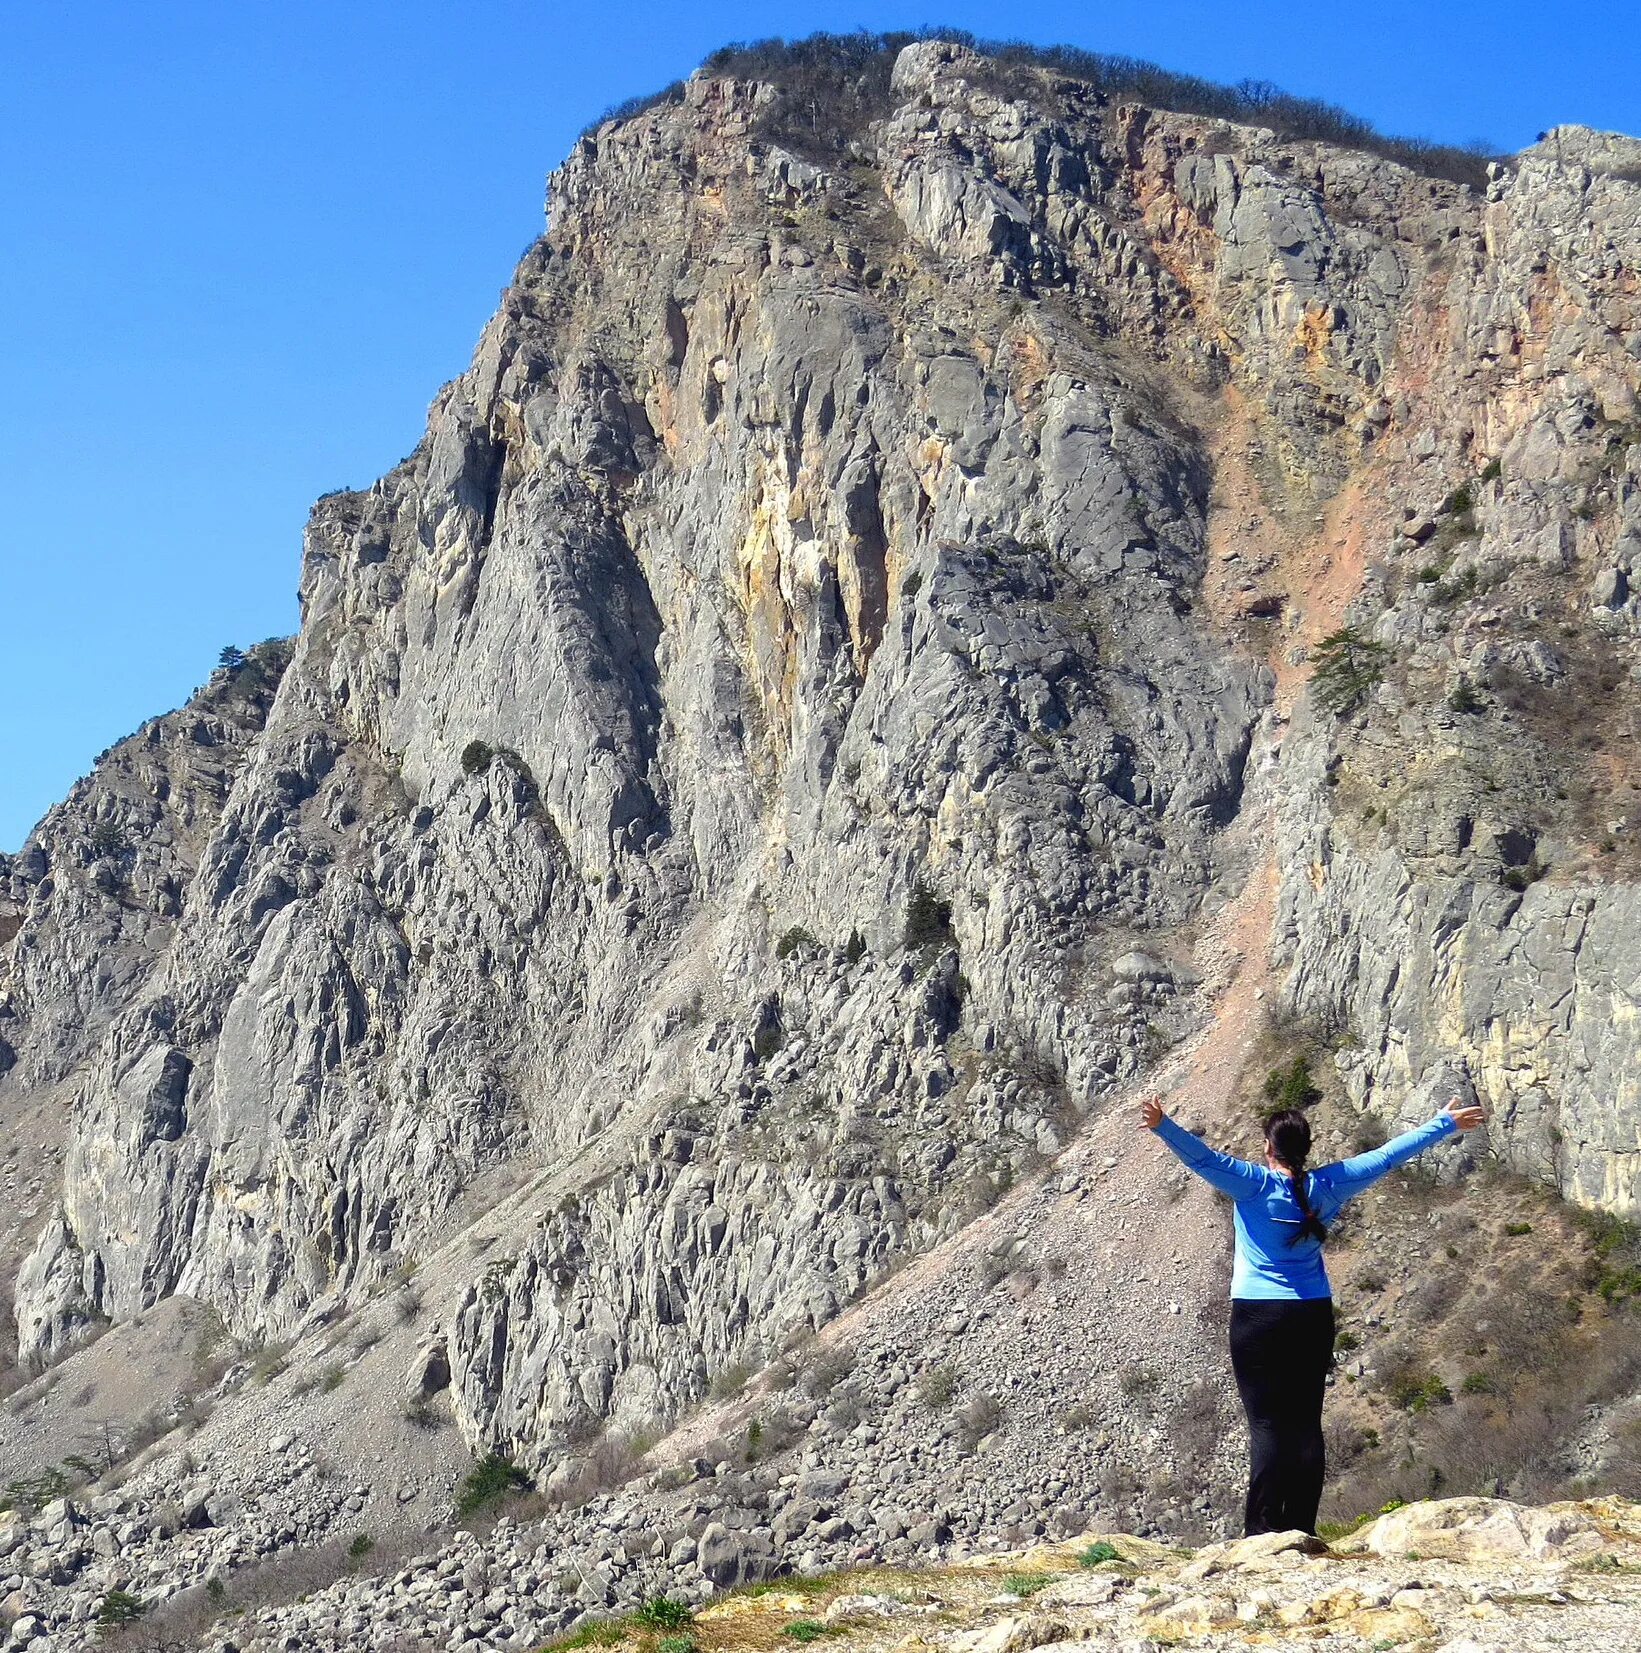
[3,33,1641,1517]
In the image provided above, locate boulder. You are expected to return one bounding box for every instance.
[1336,1497,1604,1562]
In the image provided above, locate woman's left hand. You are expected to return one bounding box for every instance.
[1445,1099,1486,1132]
[1139,1096,1165,1131]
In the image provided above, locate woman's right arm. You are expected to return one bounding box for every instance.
[1142,1101,1266,1200]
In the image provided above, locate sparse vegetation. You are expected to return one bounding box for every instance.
[917,1366,957,1408]
[1078,1541,1124,1566]
[687,32,1495,186]
[462,739,496,776]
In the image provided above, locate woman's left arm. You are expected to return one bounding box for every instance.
[1325,1099,1485,1199]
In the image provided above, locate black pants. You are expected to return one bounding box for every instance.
[1229,1297,1335,1537]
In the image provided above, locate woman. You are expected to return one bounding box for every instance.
[1140,1092,1486,1537]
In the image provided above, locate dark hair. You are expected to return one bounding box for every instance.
[1265,1108,1328,1245]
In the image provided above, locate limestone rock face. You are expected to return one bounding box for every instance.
[4,39,1641,1471]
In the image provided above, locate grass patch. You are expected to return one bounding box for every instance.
[1001,1571,1057,1598]
[540,1621,630,1653]
[633,1599,694,1631]
[781,1620,840,1642]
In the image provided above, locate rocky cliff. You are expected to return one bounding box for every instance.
[4,32,1641,1542]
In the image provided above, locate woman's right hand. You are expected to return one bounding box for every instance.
[1139,1095,1165,1131]
[1444,1099,1486,1132]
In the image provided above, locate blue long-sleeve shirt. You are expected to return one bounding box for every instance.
[1153,1111,1460,1299]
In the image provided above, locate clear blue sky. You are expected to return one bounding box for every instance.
[3,0,1635,851]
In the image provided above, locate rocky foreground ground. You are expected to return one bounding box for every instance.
[267,1495,1641,1653]
[517,1496,1640,1653]
[6,1488,1639,1651]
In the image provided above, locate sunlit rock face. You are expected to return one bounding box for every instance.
[5,37,1641,1466]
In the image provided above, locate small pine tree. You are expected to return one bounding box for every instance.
[218,645,247,671]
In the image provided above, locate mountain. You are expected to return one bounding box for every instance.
[3,33,1641,1651]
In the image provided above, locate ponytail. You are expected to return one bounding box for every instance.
[1266,1108,1329,1246]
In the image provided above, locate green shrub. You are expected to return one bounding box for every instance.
[844,929,867,964]
[348,1532,375,1560]
[1597,1265,1641,1305]
[461,739,496,776]
[1385,1368,1451,1412]
[2,1467,69,1514]
[904,882,954,951]
[1262,1055,1321,1112]
[1077,1540,1123,1566]
[1504,1221,1533,1237]
[658,1638,698,1653]
[917,1366,957,1408]
[1334,1329,1361,1354]
[901,571,923,599]
[1480,458,1503,483]
[455,1453,531,1517]
[1441,484,1475,516]
[1447,680,1483,715]
[88,820,128,858]
[1502,858,1547,893]
[1580,1211,1641,1261]
[776,926,817,960]
[1460,1371,1498,1396]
